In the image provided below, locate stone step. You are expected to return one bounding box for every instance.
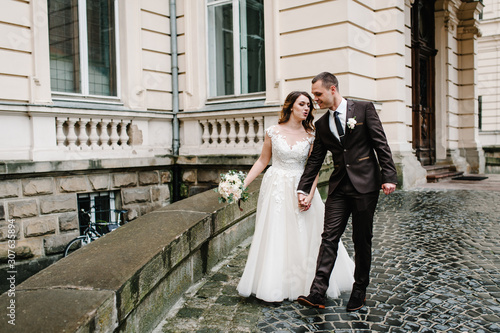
[426,170,464,183]
[423,164,457,175]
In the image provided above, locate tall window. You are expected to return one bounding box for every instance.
[207,0,265,97]
[48,0,118,97]
[478,95,483,130]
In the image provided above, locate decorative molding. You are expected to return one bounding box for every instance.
[457,0,484,37]
[444,10,458,32]
[457,24,481,37]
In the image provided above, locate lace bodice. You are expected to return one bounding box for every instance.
[266,125,314,172]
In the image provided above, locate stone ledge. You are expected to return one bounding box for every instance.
[0,178,261,333]
[5,289,116,332]
[0,156,175,177]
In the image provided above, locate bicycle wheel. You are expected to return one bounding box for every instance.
[64,237,85,257]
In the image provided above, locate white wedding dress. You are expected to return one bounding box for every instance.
[237,125,355,302]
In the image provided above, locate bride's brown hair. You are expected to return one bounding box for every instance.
[278,91,315,133]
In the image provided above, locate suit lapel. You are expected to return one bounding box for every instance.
[344,99,355,145]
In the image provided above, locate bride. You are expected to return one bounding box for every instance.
[237,91,354,302]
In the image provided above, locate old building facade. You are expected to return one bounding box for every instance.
[478,0,500,172]
[0,0,496,286]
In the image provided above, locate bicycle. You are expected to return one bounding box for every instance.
[63,206,128,257]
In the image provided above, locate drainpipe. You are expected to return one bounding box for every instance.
[170,0,181,201]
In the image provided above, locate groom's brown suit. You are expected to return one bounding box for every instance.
[298,99,397,296]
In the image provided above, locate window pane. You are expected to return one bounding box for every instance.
[208,4,234,96]
[86,0,117,96]
[77,194,91,234]
[240,0,265,94]
[48,0,81,93]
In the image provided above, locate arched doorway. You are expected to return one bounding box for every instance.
[411,0,437,166]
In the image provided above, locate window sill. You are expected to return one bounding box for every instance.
[52,92,123,104]
[205,92,266,105]
[51,93,127,111]
[191,99,277,113]
[184,93,279,114]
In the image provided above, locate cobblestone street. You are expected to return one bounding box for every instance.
[154,183,500,332]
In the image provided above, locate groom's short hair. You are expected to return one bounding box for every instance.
[312,72,339,90]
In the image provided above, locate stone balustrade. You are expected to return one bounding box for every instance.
[180,113,270,156]
[199,116,265,148]
[56,117,133,150]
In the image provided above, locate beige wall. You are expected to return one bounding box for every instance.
[177,1,416,162]
[0,0,493,171]
[0,0,175,278]
[478,0,500,147]
[0,0,174,162]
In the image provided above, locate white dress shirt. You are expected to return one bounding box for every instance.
[329,98,347,141]
[297,98,347,197]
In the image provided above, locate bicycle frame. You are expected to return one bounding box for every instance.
[64,206,128,257]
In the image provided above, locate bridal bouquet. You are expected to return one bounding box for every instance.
[214,170,249,204]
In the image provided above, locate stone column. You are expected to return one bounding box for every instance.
[455,0,485,173]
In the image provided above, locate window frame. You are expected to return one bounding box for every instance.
[205,0,265,99]
[49,0,121,101]
[77,191,117,223]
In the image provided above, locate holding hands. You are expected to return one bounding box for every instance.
[298,192,312,212]
[299,183,395,212]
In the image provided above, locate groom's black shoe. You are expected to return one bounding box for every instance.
[297,293,325,309]
[346,289,366,312]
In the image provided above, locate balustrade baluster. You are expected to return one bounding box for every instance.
[233,118,241,147]
[247,117,257,146]
[56,118,66,147]
[100,120,110,149]
[256,117,264,144]
[119,120,129,148]
[218,119,228,147]
[239,118,248,147]
[227,119,236,146]
[79,119,90,149]
[201,120,210,147]
[88,119,99,149]
[66,118,78,149]
[109,120,120,148]
[209,119,218,147]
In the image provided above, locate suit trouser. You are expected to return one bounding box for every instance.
[310,176,380,296]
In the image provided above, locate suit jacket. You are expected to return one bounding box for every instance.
[298,99,397,196]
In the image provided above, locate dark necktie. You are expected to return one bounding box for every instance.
[334,111,344,144]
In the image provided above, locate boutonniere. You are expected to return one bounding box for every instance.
[347,116,357,130]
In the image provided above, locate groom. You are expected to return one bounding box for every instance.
[297,72,397,312]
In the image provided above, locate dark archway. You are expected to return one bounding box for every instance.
[411,0,437,165]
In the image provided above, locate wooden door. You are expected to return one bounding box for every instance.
[411,0,437,165]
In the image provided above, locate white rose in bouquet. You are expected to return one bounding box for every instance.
[214,170,248,204]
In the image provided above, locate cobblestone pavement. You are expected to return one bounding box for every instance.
[154,187,500,332]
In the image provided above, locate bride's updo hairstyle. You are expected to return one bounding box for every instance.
[278,91,315,133]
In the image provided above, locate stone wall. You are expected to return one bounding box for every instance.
[0,177,260,333]
[177,154,335,198]
[0,168,172,292]
[177,155,259,198]
[0,154,335,295]
[484,148,500,174]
